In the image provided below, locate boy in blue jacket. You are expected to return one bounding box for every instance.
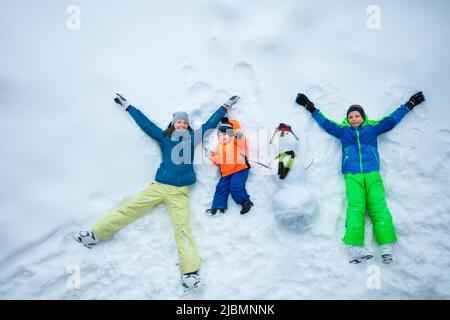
[296,91,425,264]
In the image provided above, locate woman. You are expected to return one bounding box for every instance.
[74,93,240,290]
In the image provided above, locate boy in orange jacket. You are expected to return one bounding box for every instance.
[207,118,254,215]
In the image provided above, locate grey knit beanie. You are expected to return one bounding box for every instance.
[171,111,189,125]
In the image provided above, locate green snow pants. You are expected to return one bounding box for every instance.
[342,172,397,246]
[92,181,201,275]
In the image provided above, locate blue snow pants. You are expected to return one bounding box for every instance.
[212,169,250,210]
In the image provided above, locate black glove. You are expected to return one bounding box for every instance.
[295,93,316,113]
[405,91,425,110]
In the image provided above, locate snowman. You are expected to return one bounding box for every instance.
[269,123,301,181]
[269,123,318,232]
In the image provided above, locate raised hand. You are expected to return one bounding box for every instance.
[295,93,316,113]
[114,93,131,110]
[405,91,425,110]
[223,96,240,109]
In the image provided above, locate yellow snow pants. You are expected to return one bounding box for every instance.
[92,181,201,274]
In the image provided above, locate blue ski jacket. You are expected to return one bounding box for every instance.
[127,105,227,186]
[311,105,410,174]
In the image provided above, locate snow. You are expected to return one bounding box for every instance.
[1,0,450,299]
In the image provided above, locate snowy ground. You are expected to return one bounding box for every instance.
[1,0,450,299]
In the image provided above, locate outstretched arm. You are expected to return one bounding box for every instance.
[371,105,409,135]
[372,92,425,135]
[114,94,164,143]
[196,96,240,143]
[311,109,343,139]
[200,106,228,137]
[295,93,342,139]
[127,107,164,142]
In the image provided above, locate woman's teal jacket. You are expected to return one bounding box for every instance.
[127,105,227,186]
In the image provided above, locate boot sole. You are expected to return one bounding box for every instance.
[73,234,96,249]
[205,210,225,216]
[382,254,393,264]
[349,255,373,264]
[182,280,205,294]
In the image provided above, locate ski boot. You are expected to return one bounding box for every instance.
[205,208,225,216]
[73,231,101,249]
[380,243,394,264]
[240,200,254,215]
[181,270,203,293]
[348,246,373,264]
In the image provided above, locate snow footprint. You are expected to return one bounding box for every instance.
[304,83,329,101]
[203,1,240,23]
[411,103,429,120]
[305,81,349,116]
[385,83,427,119]
[187,81,214,105]
[385,83,414,101]
[233,61,261,104]
[181,65,198,85]
[436,129,450,145]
